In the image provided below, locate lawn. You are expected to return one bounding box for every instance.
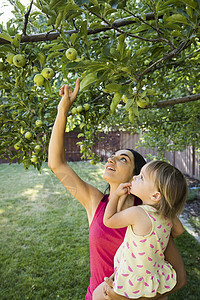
[0,162,199,300]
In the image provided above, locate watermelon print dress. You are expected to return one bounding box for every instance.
[113,205,176,298]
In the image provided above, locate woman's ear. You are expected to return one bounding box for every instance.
[151,192,161,203]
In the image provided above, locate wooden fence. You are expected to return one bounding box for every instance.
[120,132,200,179]
[63,131,199,178]
[1,131,199,178]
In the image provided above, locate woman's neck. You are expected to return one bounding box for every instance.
[109,183,120,197]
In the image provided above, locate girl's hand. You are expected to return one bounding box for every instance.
[115,183,131,198]
[58,78,80,112]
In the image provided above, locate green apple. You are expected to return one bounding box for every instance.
[34,74,45,86]
[71,107,77,114]
[34,145,41,152]
[24,131,32,139]
[65,48,78,61]
[77,105,83,113]
[42,67,54,80]
[13,54,26,68]
[136,97,149,108]
[35,119,43,127]
[0,62,5,71]
[31,155,38,163]
[14,143,21,150]
[6,53,15,64]
[83,103,90,111]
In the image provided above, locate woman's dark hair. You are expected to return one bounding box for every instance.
[104,149,146,194]
[126,149,146,175]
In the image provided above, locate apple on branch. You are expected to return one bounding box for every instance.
[13,54,26,68]
[83,103,90,111]
[77,105,83,113]
[65,48,78,61]
[24,132,32,139]
[42,68,54,80]
[31,155,38,163]
[34,74,45,86]
[35,119,43,127]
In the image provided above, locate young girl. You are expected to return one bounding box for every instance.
[93,160,187,299]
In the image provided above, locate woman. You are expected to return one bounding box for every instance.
[48,79,186,299]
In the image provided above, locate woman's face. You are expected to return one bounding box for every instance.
[103,150,135,184]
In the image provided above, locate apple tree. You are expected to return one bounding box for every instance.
[0,0,200,170]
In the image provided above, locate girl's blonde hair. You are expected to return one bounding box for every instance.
[145,161,188,219]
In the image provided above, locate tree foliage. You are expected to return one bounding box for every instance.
[0,0,200,170]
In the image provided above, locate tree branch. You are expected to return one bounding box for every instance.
[150,93,200,108]
[122,8,160,34]
[85,5,172,45]
[0,14,156,45]
[22,0,34,36]
[138,40,192,78]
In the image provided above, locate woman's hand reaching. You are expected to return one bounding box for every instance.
[58,78,80,113]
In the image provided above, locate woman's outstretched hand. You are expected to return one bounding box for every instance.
[58,78,80,112]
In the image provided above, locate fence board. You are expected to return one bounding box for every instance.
[120,132,200,178]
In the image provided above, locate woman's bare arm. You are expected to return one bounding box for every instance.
[171,216,185,238]
[48,80,103,222]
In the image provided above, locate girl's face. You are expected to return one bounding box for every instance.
[130,164,158,202]
[103,150,135,184]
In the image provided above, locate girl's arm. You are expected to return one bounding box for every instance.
[48,79,103,223]
[171,216,184,238]
[103,183,139,228]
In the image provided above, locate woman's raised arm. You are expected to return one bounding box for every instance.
[48,79,103,222]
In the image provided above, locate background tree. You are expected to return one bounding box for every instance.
[0,0,200,170]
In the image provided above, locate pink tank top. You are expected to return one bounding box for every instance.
[85,194,142,299]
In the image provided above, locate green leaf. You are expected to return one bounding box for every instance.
[77,133,84,138]
[180,0,197,10]
[64,3,82,14]
[46,51,63,61]
[80,72,98,91]
[49,44,64,51]
[12,34,21,49]
[0,33,13,43]
[44,79,52,94]
[88,5,101,15]
[80,20,88,44]
[70,33,79,45]
[37,52,46,68]
[166,14,189,25]
[134,46,149,57]
[131,102,139,117]
[16,0,25,13]
[124,98,134,111]
[110,92,122,112]
[117,33,126,56]
[104,83,120,93]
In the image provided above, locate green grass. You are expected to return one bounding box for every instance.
[0,163,200,300]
